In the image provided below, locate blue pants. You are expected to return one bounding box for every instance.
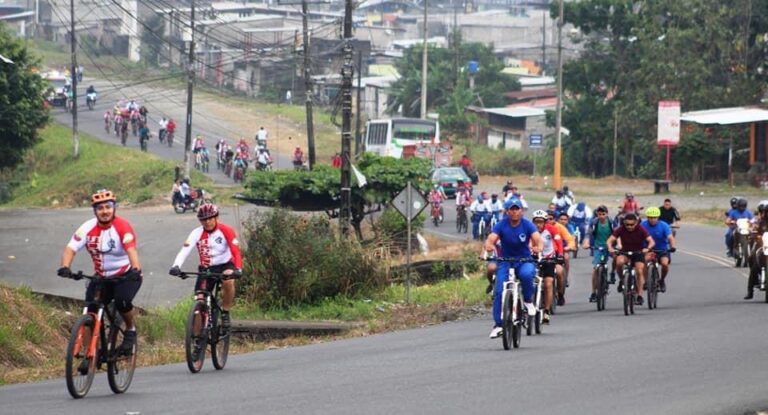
[725,227,734,252]
[493,261,536,326]
[473,213,492,239]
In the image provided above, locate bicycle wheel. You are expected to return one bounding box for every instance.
[526,313,533,336]
[512,297,522,348]
[596,266,606,311]
[65,315,97,399]
[648,267,659,310]
[501,290,513,350]
[622,273,630,316]
[211,306,230,370]
[629,275,636,315]
[534,309,542,335]
[107,310,136,394]
[550,278,558,315]
[185,302,207,373]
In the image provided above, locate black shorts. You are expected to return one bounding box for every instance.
[195,263,236,292]
[85,271,142,313]
[538,262,557,279]
[620,252,645,265]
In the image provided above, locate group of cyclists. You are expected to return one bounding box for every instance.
[102,99,154,150]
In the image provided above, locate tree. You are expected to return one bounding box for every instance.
[557,0,768,178]
[241,154,433,239]
[0,25,49,170]
[388,42,520,135]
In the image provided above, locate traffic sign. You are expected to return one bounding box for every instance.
[529,134,543,148]
[392,184,427,221]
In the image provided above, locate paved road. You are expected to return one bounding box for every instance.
[3,220,768,414]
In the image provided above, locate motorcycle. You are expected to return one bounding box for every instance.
[86,92,97,110]
[173,188,205,214]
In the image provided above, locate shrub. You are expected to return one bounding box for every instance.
[239,209,388,309]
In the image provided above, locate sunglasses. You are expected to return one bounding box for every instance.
[624,222,637,228]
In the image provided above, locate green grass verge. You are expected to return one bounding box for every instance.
[2,124,212,208]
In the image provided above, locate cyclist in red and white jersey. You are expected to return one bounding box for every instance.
[57,189,143,354]
[169,203,243,331]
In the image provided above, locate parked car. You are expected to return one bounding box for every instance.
[431,167,473,198]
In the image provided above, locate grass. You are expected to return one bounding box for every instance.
[2,124,212,208]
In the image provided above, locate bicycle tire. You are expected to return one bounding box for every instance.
[211,306,230,370]
[502,290,513,350]
[526,314,533,336]
[185,302,207,373]
[629,273,636,315]
[65,315,97,399]
[107,310,136,394]
[534,310,542,334]
[622,273,630,316]
[478,221,485,241]
[512,296,522,348]
[551,278,558,315]
[596,265,606,311]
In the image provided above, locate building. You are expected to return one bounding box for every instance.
[465,106,548,151]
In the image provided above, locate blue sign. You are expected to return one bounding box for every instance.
[529,134,543,148]
[467,60,479,75]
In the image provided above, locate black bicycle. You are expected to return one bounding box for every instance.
[63,272,137,399]
[614,250,643,316]
[593,247,610,311]
[645,248,674,310]
[174,270,241,373]
[456,205,469,233]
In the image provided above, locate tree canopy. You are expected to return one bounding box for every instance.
[388,41,520,134]
[556,0,768,178]
[0,24,49,170]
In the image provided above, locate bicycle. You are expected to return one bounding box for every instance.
[431,202,441,227]
[477,214,491,241]
[572,226,581,258]
[120,126,128,146]
[645,249,671,310]
[63,272,137,399]
[615,250,642,316]
[485,257,536,350]
[456,205,469,234]
[593,247,610,311]
[167,131,174,147]
[174,270,240,373]
[139,136,148,152]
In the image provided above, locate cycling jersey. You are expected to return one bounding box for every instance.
[552,222,576,250]
[659,206,680,225]
[538,223,564,258]
[568,203,592,224]
[67,217,137,278]
[172,223,243,270]
[641,220,672,251]
[612,225,650,252]
[492,218,537,258]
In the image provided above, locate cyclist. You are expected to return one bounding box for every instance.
[607,213,655,306]
[456,181,472,209]
[489,193,504,223]
[551,189,572,217]
[429,184,447,222]
[641,207,677,292]
[57,189,143,354]
[169,203,243,332]
[256,127,268,149]
[470,192,492,240]
[549,211,575,305]
[504,185,528,210]
[166,118,176,142]
[658,198,681,234]
[256,148,271,171]
[485,198,543,339]
[158,116,168,143]
[725,197,752,257]
[563,185,575,203]
[745,200,768,299]
[567,201,592,242]
[501,180,515,198]
[138,123,150,150]
[193,135,205,154]
[620,192,641,215]
[293,146,305,170]
[103,110,112,131]
[530,209,563,324]
[584,205,615,302]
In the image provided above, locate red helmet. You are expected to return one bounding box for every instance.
[197,203,219,220]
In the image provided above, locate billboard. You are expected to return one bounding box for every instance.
[657,101,681,146]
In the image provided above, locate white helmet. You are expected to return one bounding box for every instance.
[532,209,547,220]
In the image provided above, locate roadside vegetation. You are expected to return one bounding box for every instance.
[0,124,212,207]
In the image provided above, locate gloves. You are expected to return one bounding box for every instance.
[57,267,72,279]
[169,266,181,276]
[232,269,243,279]
[669,247,677,253]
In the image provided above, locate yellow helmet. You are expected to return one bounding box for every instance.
[645,206,661,218]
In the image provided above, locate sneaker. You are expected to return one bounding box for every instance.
[486,283,494,295]
[524,302,536,317]
[589,293,598,303]
[744,292,754,300]
[557,295,565,307]
[659,279,666,293]
[489,326,503,339]
[542,312,550,324]
[118,330,136,356]
[609,271,616,284]
[221,312,231,333]
[635,295,644,306]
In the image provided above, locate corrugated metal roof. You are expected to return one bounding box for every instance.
[483,107,546,118]
[680,106,768,125]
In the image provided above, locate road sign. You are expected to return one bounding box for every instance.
[392,184,427,221]
[529,134,543,148]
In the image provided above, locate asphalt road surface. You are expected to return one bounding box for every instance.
[2,219,767,414]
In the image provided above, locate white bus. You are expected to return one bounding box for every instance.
[364,118,440,158]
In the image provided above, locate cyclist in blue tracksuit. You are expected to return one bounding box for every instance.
[470,192,492,240]
[567,202,592,243]
[489,193,505,223]
[484,198,543,339]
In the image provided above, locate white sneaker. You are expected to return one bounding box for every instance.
[489,326,503,339]
[525,302,536,316]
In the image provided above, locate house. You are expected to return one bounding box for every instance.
[465,106,549,152]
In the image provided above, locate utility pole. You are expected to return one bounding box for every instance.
[420,0,428,119]
[302,0,316,169]
[452,0,458,85]
[541,9,546,74]
[183,0,196,178]
[70,0,79,158]
[553,0,564,190]
[339,0,354,235]
[355,50,362,156]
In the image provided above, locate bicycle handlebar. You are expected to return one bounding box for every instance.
[66,271,137,282]
[176,270,242,281]
[479,257,537,263]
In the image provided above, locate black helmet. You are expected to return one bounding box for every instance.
[758,200,768,213]
[730,197,739,208]
[737,198,748,209]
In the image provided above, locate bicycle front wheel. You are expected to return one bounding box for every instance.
[501,290,513,351]
[107,311,137,394]
[211,307,230,370]
[512,296,522,348]
[185,302,207,373]
[65,315,97,399]
[647,267,658,310]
